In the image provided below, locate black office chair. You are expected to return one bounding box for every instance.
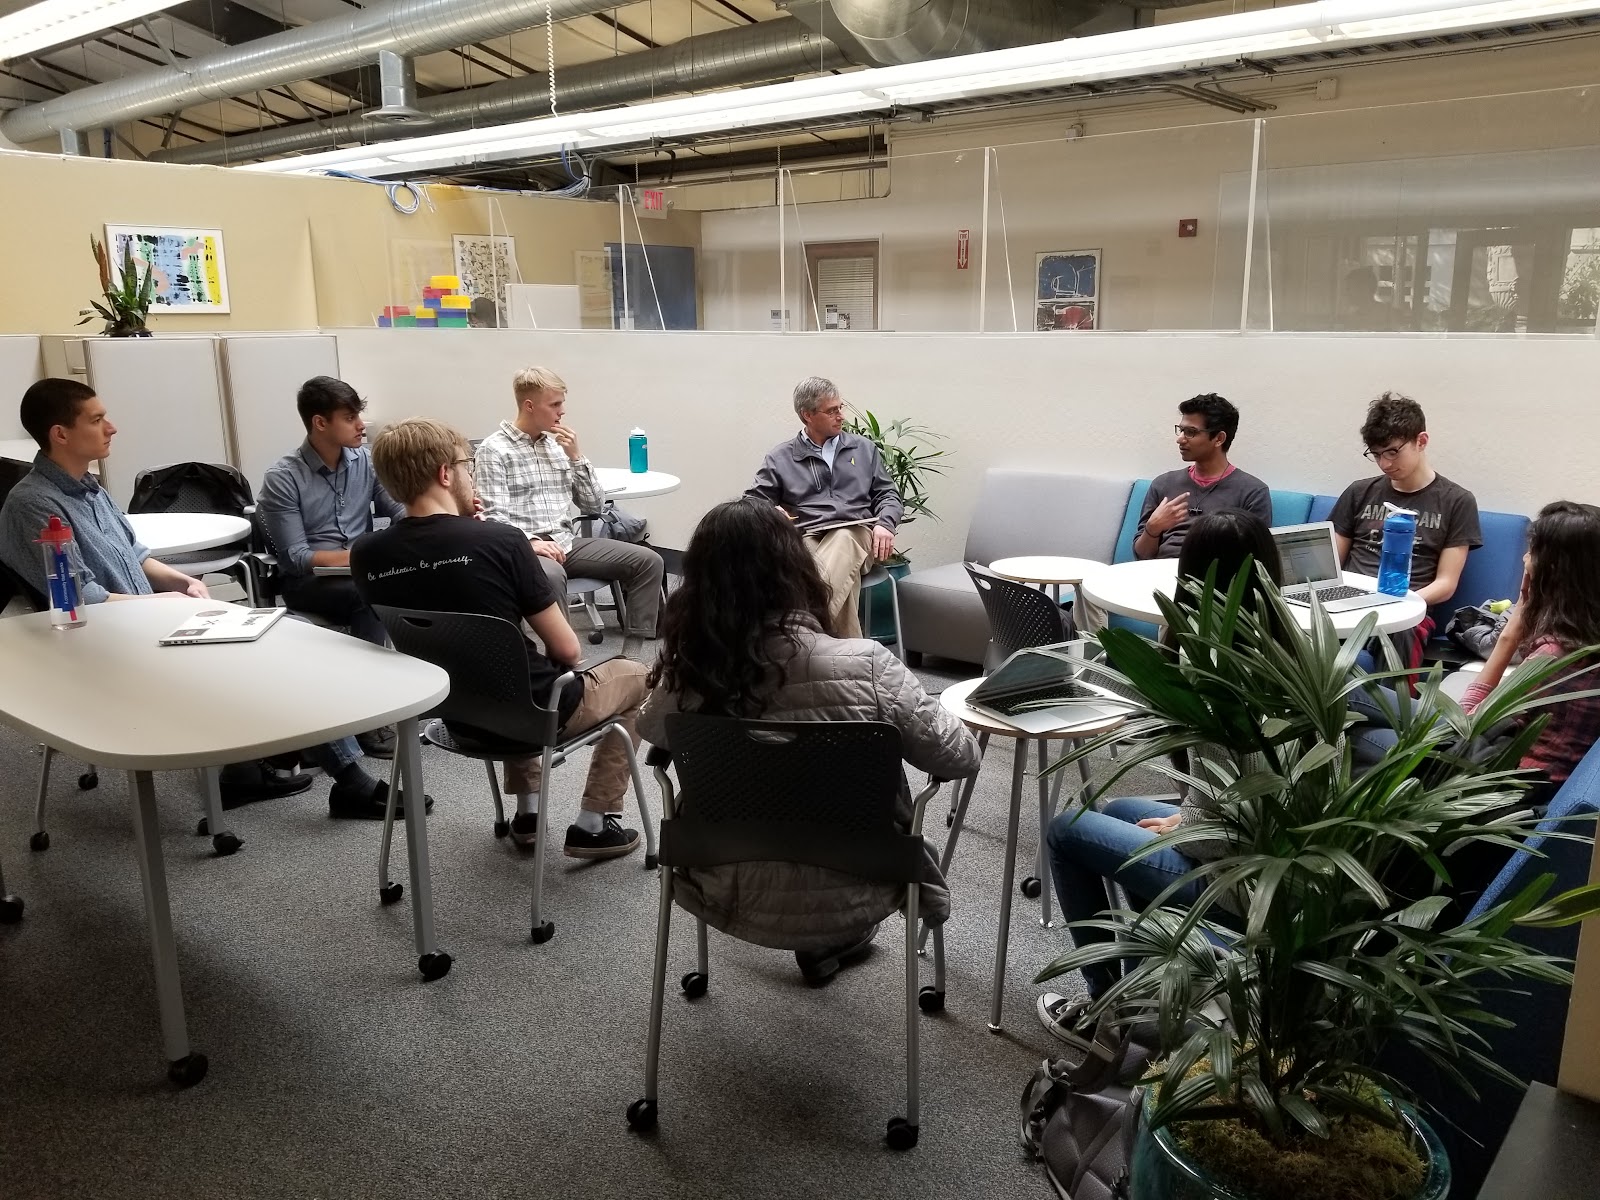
[129,462,256,603]
[626,715,947,1151]
[373,606,656,943]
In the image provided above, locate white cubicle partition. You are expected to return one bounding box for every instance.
[0,336,42,437]
[221,334,339,490]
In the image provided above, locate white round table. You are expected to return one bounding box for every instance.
[1077,558,1428,638]
[989,555,1107,603]
[596,467,681,500]
[127,512,251,556]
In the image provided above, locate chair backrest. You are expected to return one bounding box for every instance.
[0,456,29,511]
[660,714,925,884]
[374,606,560,747]
[1433,509,1530,623]
[964,562,1070,659]
[129,462,255,518]
[0,556,44,612]
[1112,480,1153,563]
[1270,489,1314,526]
[962,469,1133,566]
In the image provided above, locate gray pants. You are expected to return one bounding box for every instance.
[538,537,663,638]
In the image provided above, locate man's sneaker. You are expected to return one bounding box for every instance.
[1037,992,1098,1052]
[357,726,397,760]
[328,778,434,821]
[562,815,640,860]
[510,813,540,848]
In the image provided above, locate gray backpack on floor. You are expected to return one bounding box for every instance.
[1019,1018,1149,1200]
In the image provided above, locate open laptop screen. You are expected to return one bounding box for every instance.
[1272,524,1341,587]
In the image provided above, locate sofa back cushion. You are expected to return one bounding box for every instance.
[963,470,1133,567]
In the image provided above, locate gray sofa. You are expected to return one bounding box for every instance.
[898,469,1134,666]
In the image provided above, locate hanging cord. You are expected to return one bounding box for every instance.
[323,171,425,214]
[990,152,1020,332]
[547,0,559,116]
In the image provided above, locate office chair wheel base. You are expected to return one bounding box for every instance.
[530,921,555,945]
[195,817,210,836]
[885,1117,918,1151]
[493,819,510,839]
[627,1097,657,1133]
[78,772,98,791]
[680,971,708,999]
[379,882,404,905]
[0,894,22,924]
[587,630,604,645]
[644,854,657,870]
[29,831,48,852]
[167,1053,208,1087]
[418,951,453,981]
[1020,876,1042,899]
[918,986,945,1014]
[211,832,242,857]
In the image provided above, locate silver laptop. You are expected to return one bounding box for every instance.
[967,643,1135,734]
[1272,521,1404,612]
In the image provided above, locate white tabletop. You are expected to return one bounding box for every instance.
[939,676,1130,740]
[0,597,448,770]
[1,439,99,475]
[126,512,251,556]
[1077,558,1428,638]
[989,556,1107,586]
[596,467,681,500]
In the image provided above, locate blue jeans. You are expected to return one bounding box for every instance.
[303,736,362,776]
[1046,796,1203,999]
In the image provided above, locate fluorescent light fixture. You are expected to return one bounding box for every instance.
[0,0,181,64]
[241,0,1600,177]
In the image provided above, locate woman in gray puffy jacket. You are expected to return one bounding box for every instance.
[640,498,981,984]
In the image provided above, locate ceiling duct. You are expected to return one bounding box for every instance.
[364,51,431,125]
[784,0,1108,66]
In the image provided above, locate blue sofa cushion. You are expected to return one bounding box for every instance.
[1270,490,1314,527]
[1432,509,1530,624]
[1308,493,1338,523]
[1112,479,1152,564]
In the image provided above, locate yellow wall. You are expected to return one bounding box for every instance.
[0,152,701,335]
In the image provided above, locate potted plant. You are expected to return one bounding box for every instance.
[79,236,155,336]
[1035,569,1600,1200]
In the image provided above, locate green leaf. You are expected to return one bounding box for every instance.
[1279,1092,1331,1138]
[1518,883,1600,929]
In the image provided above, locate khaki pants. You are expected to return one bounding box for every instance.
[807,526,874,639]
[504,658,647,812]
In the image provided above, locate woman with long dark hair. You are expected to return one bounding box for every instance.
[641,499,980,983]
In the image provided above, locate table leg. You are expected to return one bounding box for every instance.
[1037,740,1054,929]
[127,769,207,1086]
[988,737,1028,1034]
[397,716,452,982]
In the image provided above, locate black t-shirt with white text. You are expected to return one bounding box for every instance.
[1329,473,1482,588]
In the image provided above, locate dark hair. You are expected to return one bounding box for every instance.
[648,499,832,716]
[19,378,96,450]
[1176,509,1283,594]
[1519,500,1600,655]
[1178,393,1240,451]
[296,376,365,430]
[1360,391,1425,448]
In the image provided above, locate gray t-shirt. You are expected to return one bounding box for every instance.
[1137,466,1273,558]
[1329,473,1481,588]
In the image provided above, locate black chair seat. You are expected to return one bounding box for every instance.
[423,718,546,761]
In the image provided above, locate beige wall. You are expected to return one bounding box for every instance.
[0,151,701,336]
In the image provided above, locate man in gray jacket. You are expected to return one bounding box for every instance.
[746,377,903,638]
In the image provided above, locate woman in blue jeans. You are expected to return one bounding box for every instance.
[1039,509,1283,1043]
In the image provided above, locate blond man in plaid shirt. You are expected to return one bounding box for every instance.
[474,368,663,655]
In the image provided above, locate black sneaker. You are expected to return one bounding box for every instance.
[219,761,314,810]
[328,778,434,821]
[510,812,539,848]
[357,726,397,760]
[562,815,640,860]
[795,923,880,986]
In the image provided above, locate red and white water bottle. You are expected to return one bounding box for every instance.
[37,515,85,629]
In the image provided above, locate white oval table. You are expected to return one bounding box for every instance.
[1078,558,1428,638]
[988,555,1107,604]
[595,468,681,500]
[126,512,251,556]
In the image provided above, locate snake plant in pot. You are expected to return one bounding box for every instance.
[80,236,156,337]
[1034,566,1600,1200]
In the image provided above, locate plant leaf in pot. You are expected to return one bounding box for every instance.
[842,409,948,566]
[1032,563,1600,1200]
[79,236,155,337]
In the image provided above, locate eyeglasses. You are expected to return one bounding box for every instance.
[819,404,846,417]
[1362,442,1409,464]
[1174,424,1214,440]
[451,457,474,472]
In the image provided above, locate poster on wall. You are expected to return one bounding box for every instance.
[453,234,520,318]
[105,225,230,313]
[1035,249,1100,331]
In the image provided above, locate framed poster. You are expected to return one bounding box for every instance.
[105,225,229,313]
[1035,249,1100,331]
[453,234,520,315]
[574,249,615,329]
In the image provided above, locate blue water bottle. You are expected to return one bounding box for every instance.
[1376,506,1416,597]
[628,427,648,474]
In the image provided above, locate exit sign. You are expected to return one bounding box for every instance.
[638,188,668,219]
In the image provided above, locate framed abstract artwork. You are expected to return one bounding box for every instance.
[1035,249,1100,331]
[105,225,230,313]
[453,234,520,314]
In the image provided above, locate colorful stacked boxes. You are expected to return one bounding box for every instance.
[383,274,473,328]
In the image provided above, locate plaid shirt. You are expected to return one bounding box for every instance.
[473,420,605,552]
[1463,639,1600,785]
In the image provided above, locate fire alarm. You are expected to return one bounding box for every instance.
[1178,218,1199,238]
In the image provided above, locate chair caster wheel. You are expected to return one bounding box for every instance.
[644,854,657,870]
[418,951,452,981]
[530,921,555,945]
[627,1097,658,1133]
[680,971,708,999]
[588,630,605,644]
[886,1117,919,1151]
[167,1053,208,1087]
[78,772,98,790]
[211,832,242,857]
[0,894,22,924]
[945,811,955,828]
[29,831,48,852]
[918,986,945,1013]
[379,882,404,905]
[493,819,510,839]
[1021,876,1042,899]
[196,817,210,836]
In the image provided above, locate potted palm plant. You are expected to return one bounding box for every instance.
[1035,568,1600,1200]
[79,236,156,336]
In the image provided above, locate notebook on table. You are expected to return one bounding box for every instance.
[967,643,1136,734]
[161,606,288,646]
[1271,522,1404,612]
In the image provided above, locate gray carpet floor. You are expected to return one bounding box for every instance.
[0,639,1164,1200]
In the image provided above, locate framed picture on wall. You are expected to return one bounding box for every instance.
[105,225,230,313]
[1035,249,1100,331]
[453,234,520,320]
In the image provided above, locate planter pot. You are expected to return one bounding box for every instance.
[108,328,153,338]
[1130,1094,1450,1200]
[865,559,910,643]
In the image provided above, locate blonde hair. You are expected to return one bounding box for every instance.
[513,366,567,406]
[371,417,470,505]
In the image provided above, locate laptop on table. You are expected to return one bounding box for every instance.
[1271,521,1404,612]
[967,643,1136,734]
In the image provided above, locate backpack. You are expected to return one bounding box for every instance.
[1444,603,1511,661]
[592,500,648,544]
[1020,1017,1151,1200]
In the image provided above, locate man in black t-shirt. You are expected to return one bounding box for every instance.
[351,418,646,859]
